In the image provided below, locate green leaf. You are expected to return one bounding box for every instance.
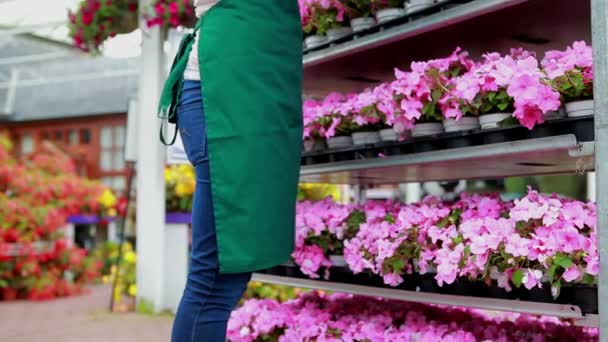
[431,89,442,102]
[497,102,509,111]
[548,264,558,279]
[0,279,7,288]
[554,255,573,269]
[583,274,597,286]
[487,92,497,102]
[552,280,562,298]
[391,259,405,272]
[512,270,523,288]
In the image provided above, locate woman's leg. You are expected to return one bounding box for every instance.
[171,81,252,342]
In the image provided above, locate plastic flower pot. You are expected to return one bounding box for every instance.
[329,255,346,267]
[350,17,376,32]
[375,8,407,23]
[405,0,435,13]
[304,35,328,49]
[479,113,512,129]
[327,135,354,149]
[379,128,398,142]
[442,117,480,133]
[303,139,327,152]
[565,99,594,117]
[412,122,444,137]
[327,27,352,41]
[352,131,381,145]
[543,107,566,121]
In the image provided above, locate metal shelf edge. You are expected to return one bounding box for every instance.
[303,0,528,67]
[252,273,587,321]
[301,134,580,176]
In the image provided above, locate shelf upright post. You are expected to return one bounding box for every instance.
[591,0,608,337]
[135,0,167,313]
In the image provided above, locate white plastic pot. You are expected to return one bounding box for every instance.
[412,122,444,137]
[543,108,566,121]
[303,139,326,152]
[327,27,353,41]
[379,128,398,142]
[350,17,376,32]
[565,99,594,117]
[304,35,328,49]
[405,0,435,13]
[352,131,381,145]
[327,135,354,149]
[330,255,346,267]
[443,117,480,133]
[479,113,512,129]
[375,8,407,23]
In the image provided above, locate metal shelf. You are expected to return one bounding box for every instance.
[252,273,598,327]
[303,0,591,96]
[300,117,595,184]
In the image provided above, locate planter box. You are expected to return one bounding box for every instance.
[565,99,594,117]
[543,108,566,121]
[379,128,398,142]
[350,17,376,32]
[405,0,435,13]
[304,35,328,49]
[376,8,407,23]
[303,139,327,153]
[412,122,443,137]
[327,136,354,149]
[479,113,512,130]
[443,117,480,133]
[330,255,346,267]
[327,27,352,41]
[0,241,54,257]
[352,131,381,145]
[166,212,192,224]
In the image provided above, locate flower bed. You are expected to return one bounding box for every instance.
[0,134,113,300]
[293,189,597,298]
[303,41,593,150]
[228,291,598,341]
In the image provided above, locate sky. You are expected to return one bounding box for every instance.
[0,0,142,58]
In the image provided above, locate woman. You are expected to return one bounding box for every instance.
[158,1,303,341]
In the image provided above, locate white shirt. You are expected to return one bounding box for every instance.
[184,0,220,80]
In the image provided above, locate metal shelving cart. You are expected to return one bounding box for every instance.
[252,0,607,335]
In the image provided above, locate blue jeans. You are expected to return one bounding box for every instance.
[171,80,252,342]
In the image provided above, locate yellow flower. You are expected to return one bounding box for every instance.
[99,188,117,208]
[107,208,117,217]
[102,275,110,284]
[110,265,118,274]
[165,168,177,184]
[113,285,123,302]
[128,284,137,297]
[124,251,137,264]
[121,242,133,254]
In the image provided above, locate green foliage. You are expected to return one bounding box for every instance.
[341,0,373,17]
[303,5,344,36]
[551,69,593,102]
[137,297,156,315]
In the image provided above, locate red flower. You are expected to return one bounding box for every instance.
[82,12,94,26]
[105,0,112,6]
[169,15,180,27]
[168,2,179,15]
[155,3,165,15]
[128,3,138,12]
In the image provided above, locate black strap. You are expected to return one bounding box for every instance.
[160,115,178,146]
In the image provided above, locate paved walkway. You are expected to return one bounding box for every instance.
[0,285,173,342]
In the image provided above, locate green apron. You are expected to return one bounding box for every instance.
[196,1,303,273]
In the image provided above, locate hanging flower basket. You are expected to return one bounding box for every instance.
[144,0,197,29]
[68,0,140,53]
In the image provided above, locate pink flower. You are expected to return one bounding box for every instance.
[168,2,179,14]
[522,269,543,290]
[562,266,581,282]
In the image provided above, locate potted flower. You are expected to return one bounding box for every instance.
[303,99,328,152]
[165,164,194,224]
[372,0,407,24]
[143,0,196,29]
[451,53,516,130]
[68,0,139,53]
[350,90,387,145]
[300,0,351,48]
[405,0,436,14]
[316,93,356,149]
[542,41,594,118]
[340,0,376,32]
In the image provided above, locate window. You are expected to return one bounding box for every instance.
[99,125,126,172]
[80,129,91,144]
[20,134,33,155]
[54,130,63,141]
[69,130,78,145]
